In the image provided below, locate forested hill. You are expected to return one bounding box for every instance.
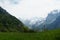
[0,7,25,32]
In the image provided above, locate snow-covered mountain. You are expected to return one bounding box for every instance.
[45,10,60,30]
[19,17,45,29]
[19,10,60,31]
[45,10,60,24]
[28,17,44,25]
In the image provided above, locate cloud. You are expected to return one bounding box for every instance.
[9,0,21,5]
[0,0,60,19]
[0,0,21,5]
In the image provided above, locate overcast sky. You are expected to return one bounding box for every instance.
[0,0,60,19]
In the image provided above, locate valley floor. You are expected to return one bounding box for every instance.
[0,29,60,40]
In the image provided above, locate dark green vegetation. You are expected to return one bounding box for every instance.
[0,7,35,32]
[0,29,59,40]
[0,7,27,32]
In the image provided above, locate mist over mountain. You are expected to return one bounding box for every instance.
[41,10,60,30]
[20,10,60,31]
[45,10,60,30]
[45,10,60,24]
[19,17,45,31]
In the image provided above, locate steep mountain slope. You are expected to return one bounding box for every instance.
[45,10,60,24]
[45,10,60,30]
[0,7,25,32]
[30,10,60,31]
[47,16,60,30]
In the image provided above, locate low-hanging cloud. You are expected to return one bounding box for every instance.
[9,0,21,4]
[0,0,60,19]
[0,0,20,5]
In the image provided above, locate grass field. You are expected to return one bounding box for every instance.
[0,29,60,40]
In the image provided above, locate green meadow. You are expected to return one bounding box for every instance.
[0,29,60,40]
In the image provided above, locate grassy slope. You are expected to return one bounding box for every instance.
[0,29,60,40]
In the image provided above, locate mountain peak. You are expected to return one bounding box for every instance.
[0,7,8,14]
[0,7,4,11]
[49,10,60,14]
[45,9,60,24]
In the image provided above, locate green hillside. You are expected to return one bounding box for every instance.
[0,7,26,32]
